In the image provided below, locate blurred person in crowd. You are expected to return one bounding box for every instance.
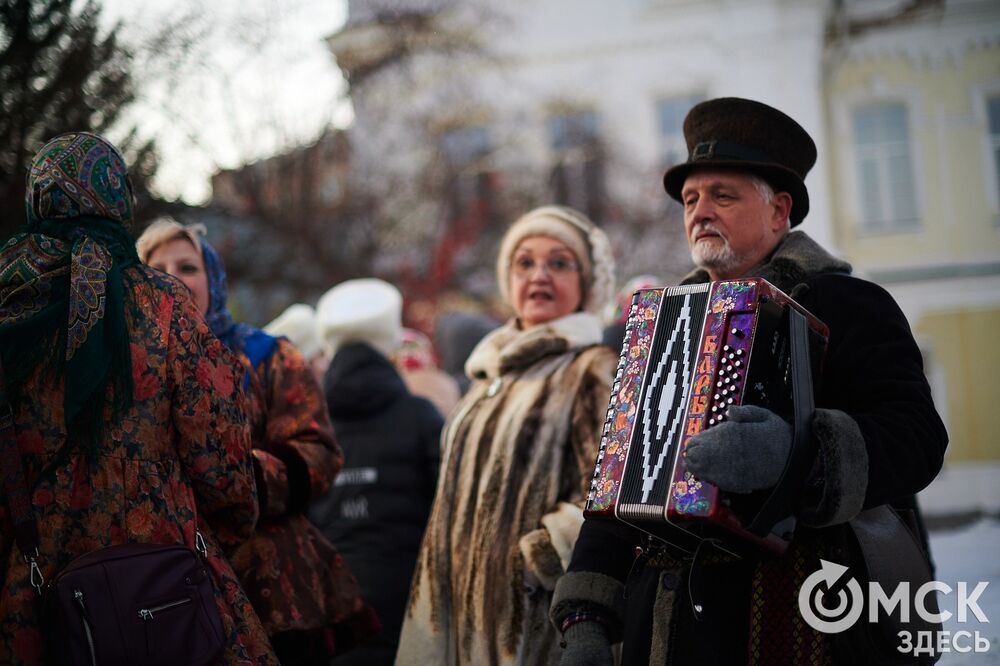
[600,274,662,349]
[551,98,947,665]
[396,205,617,665]
[433,311,499,395]
[0,133,276,664]
[265,303,329,385]
[308,278,444,666]
[392,327,460,419]
[137,219,378,664]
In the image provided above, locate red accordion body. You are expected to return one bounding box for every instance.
[584,278,828,555]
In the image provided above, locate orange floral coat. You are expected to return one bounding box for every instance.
[226,336,363,636]
[0,268,276,664]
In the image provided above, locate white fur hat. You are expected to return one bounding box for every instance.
[316,278,403,359]
[264,304,322,359]
[496,205,615,315]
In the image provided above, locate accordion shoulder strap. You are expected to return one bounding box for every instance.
[747,306,815,536]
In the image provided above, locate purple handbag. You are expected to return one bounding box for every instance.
[41,541,225,666]
[0,361,225,666]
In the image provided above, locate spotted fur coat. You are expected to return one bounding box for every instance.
[397,312,617,665]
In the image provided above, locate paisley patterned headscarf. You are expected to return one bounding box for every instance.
[0,132,141,443]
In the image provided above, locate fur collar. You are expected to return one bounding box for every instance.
[681,230,852,293]
[465,312,603,380]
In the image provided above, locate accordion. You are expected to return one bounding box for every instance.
[584,278,828,556]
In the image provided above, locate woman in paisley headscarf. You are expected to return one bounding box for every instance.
[0,132,276,664]
[137,218,379,665]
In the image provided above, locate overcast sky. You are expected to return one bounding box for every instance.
[99,0,353,204]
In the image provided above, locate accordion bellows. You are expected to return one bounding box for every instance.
[584,278,828,556]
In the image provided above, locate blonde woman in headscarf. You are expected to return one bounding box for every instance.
[397,206,617,665]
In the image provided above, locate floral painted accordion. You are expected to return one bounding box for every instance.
[584,278,828,556]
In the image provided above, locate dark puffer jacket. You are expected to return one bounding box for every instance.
[309,342,443,665]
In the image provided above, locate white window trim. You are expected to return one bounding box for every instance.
[970,79,1000,226]
[832,86,927,238]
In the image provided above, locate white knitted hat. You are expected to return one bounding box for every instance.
[264,304,322,359]
[316,278,403,359]
[496,205,615,315]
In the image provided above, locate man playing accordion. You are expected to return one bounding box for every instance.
[550,97,948,665]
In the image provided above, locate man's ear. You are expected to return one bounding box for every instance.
[772,192,793,231]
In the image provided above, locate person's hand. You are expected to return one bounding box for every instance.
[559,621,613,666]
[685,405,793,493]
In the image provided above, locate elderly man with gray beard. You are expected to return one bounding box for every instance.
[549,97,948,665]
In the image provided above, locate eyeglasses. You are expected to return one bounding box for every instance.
[511,256,580,277]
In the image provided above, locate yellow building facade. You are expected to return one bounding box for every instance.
[824,1,1000,475]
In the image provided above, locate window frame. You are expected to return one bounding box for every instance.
[833,88,927,238]
[545,106,606,221]
[654,93,705,170]
[972,81,1000,226]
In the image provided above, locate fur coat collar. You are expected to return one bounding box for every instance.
[465,312,603,380]
[680,230,852,292]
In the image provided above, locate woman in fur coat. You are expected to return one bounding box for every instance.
[396,206,618,665]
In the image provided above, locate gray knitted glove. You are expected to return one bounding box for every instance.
[685,405,792,493]
[559,621,613,666]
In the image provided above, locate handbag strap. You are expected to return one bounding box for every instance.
[0,357,46,592]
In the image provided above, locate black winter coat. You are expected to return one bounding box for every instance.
[553,232,948,665]
[309,342,443,665]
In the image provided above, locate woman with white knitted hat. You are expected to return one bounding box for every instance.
[398,206,618,665]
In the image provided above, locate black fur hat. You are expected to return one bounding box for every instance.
[663,97,817,226]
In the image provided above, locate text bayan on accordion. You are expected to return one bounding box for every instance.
[584,278,828,557]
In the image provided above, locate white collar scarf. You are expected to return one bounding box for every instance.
[464,311,603,381]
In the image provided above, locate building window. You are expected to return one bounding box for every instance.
[988,94,1000,216]
[439,124,497,226]
[548,109,605,222]
[851,102,920,232]
[656,94,703,168]
[441,125,491,168]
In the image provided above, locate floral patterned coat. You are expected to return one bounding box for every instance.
[0,268,277,665]
[226,336,362,636]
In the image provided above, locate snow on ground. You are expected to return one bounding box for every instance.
[929,519,1000,664]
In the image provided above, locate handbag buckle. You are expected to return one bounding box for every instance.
[26,550,45,594]
[194,530,208,558]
